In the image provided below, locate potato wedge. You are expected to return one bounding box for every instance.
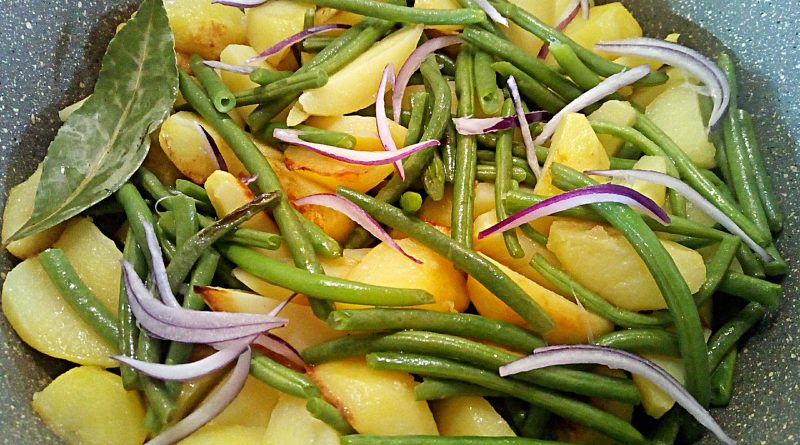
[179,425,266,445]
[467,255,614,344]
[310,357,438,435]
[633,354,685,418]
[207,376,280,429]
[1,165,66,259]
[563,2,642,59]
[246,0,312,66]
[341,238,469,313]
[32,366,146,445]
[219,44,275,120]
[159,111,221,184]
[432,396,516,436]
[3,218,121,367]
[204,169,279,233]
[164,0,247,60]
[587,100,637,157]
[503,0,555,57]
[646,85,716,168]
[263,394,340,445]
[612,155,668,207]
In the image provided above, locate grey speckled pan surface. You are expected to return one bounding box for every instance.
[0,1,797,443]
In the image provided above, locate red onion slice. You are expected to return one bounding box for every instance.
[247,24,351,63]
[111,341,248,382]
[392,36,462,122]
[452,111,551,135]
[507,76,541,180]
[538,2,581,59]
[211,0,266,7]
[375,64,405,180]
[268,294,296,318]
[273,128,438,165]
[252,333,306,371]
[478,183,670,239]
[474,0,509,26]
[499,345,736,445]
[202,60,258,75]
[141,221,180,308]
[585,169,773,262]
[295,193,423,264]
[145,348,253,445]
[533,65,651,146]
[196,122,228,172]
[594,38,729,127]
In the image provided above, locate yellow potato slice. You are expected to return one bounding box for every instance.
[432,396,516,436]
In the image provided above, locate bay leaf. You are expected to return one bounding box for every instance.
[9,0,178,241]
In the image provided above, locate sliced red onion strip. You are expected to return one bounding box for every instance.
[252,333,306,370]
[538,2,580,59]
[478,183,670,239]
[375,64,405,180]
[392,36,461,122]
[295,194,423,264]
[111,341,248,382]
[122,262,285,344]
[533,65,651,146]
[195,122,228,172]
[452,111,551,135]
[474,0,508,26]
[202,60,257,75]
[499,345,736,445]
[141,221,180,308]
[247,24,351,63]
[268,294,296,318]
[507,76,541,180]
[273,129,438,166]
[211,0,266,7]
[145,348,253,445]
[595,38,729,127]
[585,169,773,262]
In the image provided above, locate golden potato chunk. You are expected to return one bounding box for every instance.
[165,0,247,60]
[432,396,516,436]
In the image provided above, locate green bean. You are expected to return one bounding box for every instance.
[221,244,434,305]
[425,152,447,201]
[738,110,783,232]
[477,150,537,172]
[492,62,566,114]
[707,302,765,371]
[668,189,688,218]
[327,308,545,352]
[435,53,457,77]
[255,123,357,149]
[159,211,282,251]
[346,56,451,248]
[550,164,710,406]
[650,408,682,445]
[616,141,642,160]
[593,329,680,356]
[519,406,550,439]
[710,347,737,406]
[342,437,571,445]
[549,43,623,97]
[717,271,781,307]
[215,255,247,290]
[735,244,766,278]
[164,251,220,396]
[489,0,667,86]
[462,28,582,103]
[405,91,431,147]
[338,187,555,333]
[118,230,147,390]
[39,249,120,348]
[189,54,236,113]
[669,234,715,250]
[474,50,503,115]
[248,17,394,131]
[504,189,729,241]
[502,398,530,433]
[171,194,198,249]
[234,69,328,106]
[634,112,770,248]
[476,164,530,184]
[442,123,457,183]
[306,397,355,434]
[693,235,740,307]
[175,179,212,206]
[495,99,525,258]
[250,352,321,399]
[292,209,343,258]
[179,70,334,319]
[304,331,640,404]
[589,120,678,176]
[414,377,505,400]
[368,353,646,444]
[530,254,671,328]
[165,193,280,293]
[763,245,789,277]
[609,156,637,170]
[400,191,423,213]
[248,68,294,86]
[304,0,485,24]
[712,131,733,188]
[301,36,334,52]
[518,224,548,246]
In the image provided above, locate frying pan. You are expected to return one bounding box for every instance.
[0,1,797,443]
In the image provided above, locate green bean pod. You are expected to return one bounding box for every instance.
[424,152,447,202]
[305,0,486,24]
[593,329,680,356]
[250,352,321,399]
[452,46,479,248]
[738,110,783,232]
[706,301,765,370]
[306,397,356,434]
[550,164,710,406]
[189,54,236,113]
[473,50,504,115]
[693,235,740,307]
[367,353,646,444]
[235,69,328,106]
[495,99,525,258]
[118,230,147,390]
[492,62,566,114]
[414,377,505,400]
[327,308,544,352]
[709,347,737,407]
[248,68,294,86]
